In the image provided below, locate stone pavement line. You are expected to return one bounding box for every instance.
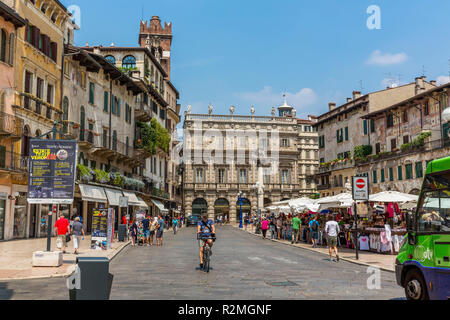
[0,237,131,281]
[234,226,396,273]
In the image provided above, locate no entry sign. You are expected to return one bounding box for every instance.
[352,176,369,200]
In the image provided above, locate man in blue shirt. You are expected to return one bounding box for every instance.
[172,217,178,234]
[156,215,165,246]
[197,213,216,269]
[309,215,320,248]
[142,216,150,246]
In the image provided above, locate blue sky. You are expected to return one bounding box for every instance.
[62,0,450,119]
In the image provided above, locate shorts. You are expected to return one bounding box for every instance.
[156,230,164,238]
[143,230,150,238]
[311,231,319,240]
[150,230,155,236]
[73,235,82,249]
[328,236,338,247]
[58,234,67,246]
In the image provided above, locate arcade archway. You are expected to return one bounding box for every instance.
[214,198,230,223]
[192,198,207,218]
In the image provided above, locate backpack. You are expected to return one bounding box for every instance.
[311,220,319,232]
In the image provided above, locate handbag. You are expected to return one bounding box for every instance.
[66,233,71,243]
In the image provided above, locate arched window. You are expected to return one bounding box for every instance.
[112,130,117,151]
[35,129,41,137]
[0,29,7,63]
[22,125,31,156]
[122,55,136,69]
[105,55,116,66]
[79,152,85,166]
[63,97,69,133]
[80,106,85,141]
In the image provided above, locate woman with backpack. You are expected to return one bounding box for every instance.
[309,215,320,248]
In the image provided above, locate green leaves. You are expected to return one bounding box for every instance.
[137,119,171,154]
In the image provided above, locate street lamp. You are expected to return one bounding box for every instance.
[443,107,450,123]
[238,191,246,229]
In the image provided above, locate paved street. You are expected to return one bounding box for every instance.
[0,226,404,300]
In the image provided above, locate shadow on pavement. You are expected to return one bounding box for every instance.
[0,283,14,300]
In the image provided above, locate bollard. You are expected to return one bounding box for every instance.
[67,257,113,300]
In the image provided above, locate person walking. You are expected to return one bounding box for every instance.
[130,218,138,246]
[149,216,158,246]
[276,216,282,240]
[269,214,277,240]
[172,216,178,235]
[261,216,269,239]
[309,215,320,248]
[291,214,301,244]
[71,217,85,255]
[54,214,70,254]
[156,215,165,246]
[325,215,341,262]
[142,215,150,246]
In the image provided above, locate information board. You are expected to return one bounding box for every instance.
[27,139,77,204]
[91,208,108,246]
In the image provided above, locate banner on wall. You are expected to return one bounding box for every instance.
[27,139,77,204]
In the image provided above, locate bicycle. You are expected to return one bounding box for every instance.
[197,234,215,273]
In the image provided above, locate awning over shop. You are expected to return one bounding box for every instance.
[151,199,169,214]
[79,184,107,203]
[136,197,149,209]
[122,191,140,206]
[104,188,123,207]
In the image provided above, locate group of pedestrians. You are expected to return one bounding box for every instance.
[129,215,166,247]
[257,213,341,262]
[53,214,85,255]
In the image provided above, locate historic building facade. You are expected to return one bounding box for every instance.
[297,116,319,196]
[0,1,25,241]
[314,77,436,197]
[182,101,314,223]
[356,81,450,194]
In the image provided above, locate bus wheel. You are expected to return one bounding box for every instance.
[404,270,429,300]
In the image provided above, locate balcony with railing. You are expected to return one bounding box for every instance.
[0,150,29,173]
[19,93,57,121]
[319,159,354,174]
[135,103,152,122]
[0,112,23,139]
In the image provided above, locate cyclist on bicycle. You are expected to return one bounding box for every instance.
[197,213,216,269]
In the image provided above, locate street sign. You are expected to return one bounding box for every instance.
[352,176,369,200]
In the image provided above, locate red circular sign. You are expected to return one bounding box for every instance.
[356,179,366,189]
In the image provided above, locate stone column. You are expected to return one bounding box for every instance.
[207,201,214,220]
[230,200,237,224]
[82,201,88,230]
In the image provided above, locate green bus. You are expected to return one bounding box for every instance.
[396,156,450,300]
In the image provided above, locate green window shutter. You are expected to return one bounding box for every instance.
[117,99,121,117]
[89,82,95,104]
[370,119,375,133]
[406,164,413,179]
[345,127,348,141]
[111,95,115,114]
[398,166,403,181]
[416,162,423,178]
[389,167,394,181]
[373,170,377,184]
[337,130,340,143]
[381,169,385,183]
[363,120,368,135]
[104,91,108,112]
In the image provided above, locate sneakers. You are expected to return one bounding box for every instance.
[199,263,204,269]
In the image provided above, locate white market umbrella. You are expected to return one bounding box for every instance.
[289,197,320,213]
[369,191,418,203]
[317,193,354,211]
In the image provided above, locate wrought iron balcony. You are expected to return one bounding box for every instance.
[0,150,29,172]
[0,112,23,138]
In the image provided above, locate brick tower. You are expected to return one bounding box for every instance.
[139,16,173,79]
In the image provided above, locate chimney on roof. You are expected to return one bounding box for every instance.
[415,76,426,95]
[353,91,361,100]
[346,98,352,103]
[329,102,336,111]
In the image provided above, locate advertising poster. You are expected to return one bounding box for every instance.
[107,208,115,250]
[27,139,77,204]
[91,208,108,250]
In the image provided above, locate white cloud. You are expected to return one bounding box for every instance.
[437,75,450,86]
[235,86,318,111]
[366,50,408,66]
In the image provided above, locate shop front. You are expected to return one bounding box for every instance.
[150,198,169,217]
[78,184,108,233]
[0,192,7,240]
[104,188,124,231]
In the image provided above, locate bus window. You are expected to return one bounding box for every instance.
[418,172,450,232]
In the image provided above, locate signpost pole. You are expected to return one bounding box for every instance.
[355,201,359,260]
